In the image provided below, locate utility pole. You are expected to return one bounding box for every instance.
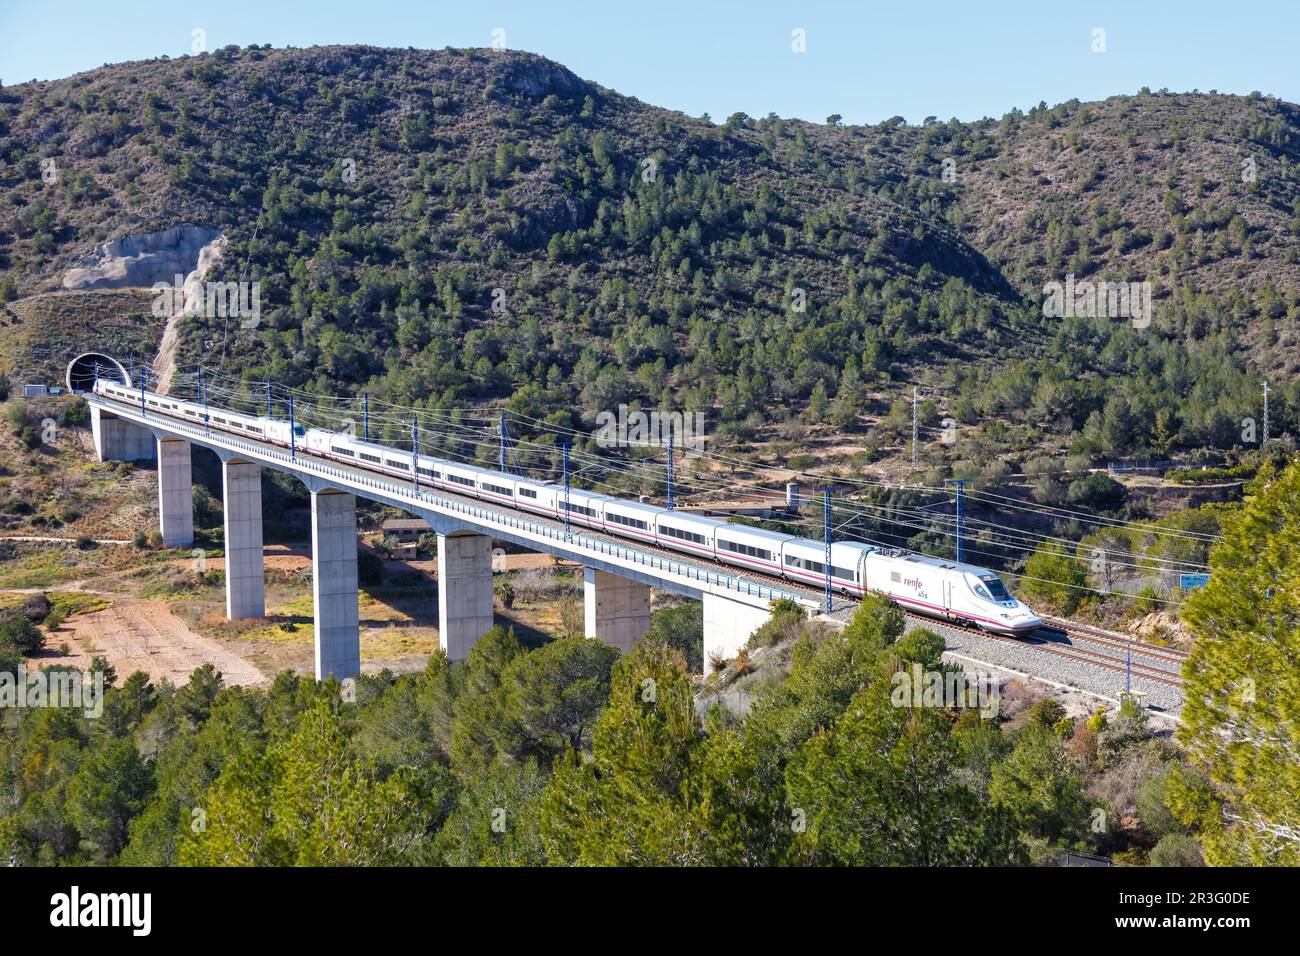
[560,442,572,539]
[266,380,273,419]
[666,432,675,510]
[196,366,205,429]
[911,385,918,480]
[289,393,296,461]
[1263,380,1270,446]
[821,488,833,613]
[498,412,508,473]
[411,416,420,490]
[363,392,370,442]
[945,478,967,564]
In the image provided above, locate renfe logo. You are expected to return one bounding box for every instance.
[903,577,924,590]
[49,886,151,937]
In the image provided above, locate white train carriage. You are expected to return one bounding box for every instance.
[559,488,611,530]
[602,499,663,545]
[512,478,555,516]
[714,523,796,576]
[781,539,872,595]
[440,461,493,496]
[864,551,1040,634]
[655,510,723,560]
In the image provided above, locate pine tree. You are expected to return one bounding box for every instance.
[1172,461,1300,864]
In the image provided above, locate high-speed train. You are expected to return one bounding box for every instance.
[94,380,1042,635]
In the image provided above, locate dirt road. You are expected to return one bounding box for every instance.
[51,599,266,687]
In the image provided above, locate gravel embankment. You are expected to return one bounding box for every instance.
[904,617,1185,718]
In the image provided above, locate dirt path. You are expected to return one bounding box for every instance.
[0,535,132,545]
[50,599,266,688]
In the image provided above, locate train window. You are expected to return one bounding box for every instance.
[448,474,475,487]
[660,525,705,545]
[483,483,513,496]
[385,460,406,469]
[980,575,1012,601]
[518,488,538,499]
[972,583,992,601]
[833,566,855,581]
[417,466,437,478]
[608,512,648,531]
[359,453,381,464]
[331,446,354,457]
[719,539,770,561]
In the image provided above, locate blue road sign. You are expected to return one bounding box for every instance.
[1179,573,1210,590]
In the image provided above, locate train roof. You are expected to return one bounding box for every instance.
[715,522,797,544]
[868,550,996,577]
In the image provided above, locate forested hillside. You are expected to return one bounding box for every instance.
[2,45,1299,467]
[0,594,1201,866]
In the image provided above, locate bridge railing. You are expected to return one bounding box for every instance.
[92,396,801,606]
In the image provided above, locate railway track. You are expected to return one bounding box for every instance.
[1040,615,1188,666]
[904,611,1185,689]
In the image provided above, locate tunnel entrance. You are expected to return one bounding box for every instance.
[65,353,131,393]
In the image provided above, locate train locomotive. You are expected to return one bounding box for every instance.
[94,380,1043,635]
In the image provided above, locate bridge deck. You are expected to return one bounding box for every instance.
[89,394,846,614]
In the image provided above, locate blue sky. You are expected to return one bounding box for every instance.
[1,0,1296,123]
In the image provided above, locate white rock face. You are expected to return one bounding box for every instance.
[62,225,224,291]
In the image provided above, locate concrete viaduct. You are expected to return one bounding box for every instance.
[72,356,823,680]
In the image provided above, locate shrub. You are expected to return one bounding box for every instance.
[0,643,21,676]
[133,530,149,549]
[19,593,51,622]
[74,535,95,550]
[647,601,703,673]
[1085,706,1108,734]
[1028,698,1067,728]
[0,614,44,654]
[57,399,89,428]
[4,400,27,431]
[1020,546,1090,615]
[1135,769,1184,841]
[1067,472,1125,510]
[1165,463,1254,485]
[1148,833,1203,866]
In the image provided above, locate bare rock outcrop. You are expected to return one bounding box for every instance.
[62,225,223,291]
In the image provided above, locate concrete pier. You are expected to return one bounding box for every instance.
[222,459,264,620]
[702,593,774,675]
[90,405,155,462]
[583,568,651,654]
[311,489,360,680]
[156,437,193,548]
[437,532,495,661]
